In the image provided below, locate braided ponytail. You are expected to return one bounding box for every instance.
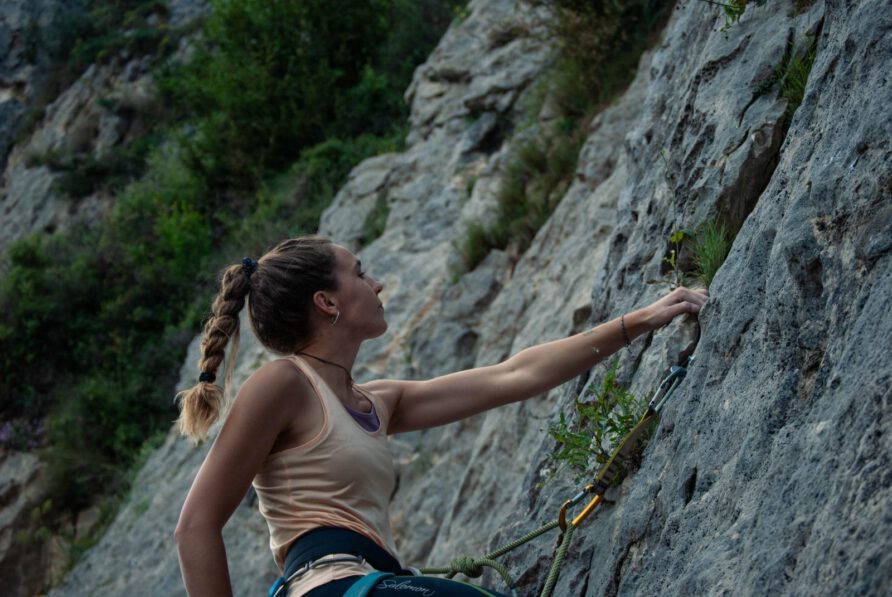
[176,263,251,443]
[175,235,338,443]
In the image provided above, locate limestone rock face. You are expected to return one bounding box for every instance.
[49,0,892,596]
[0,0,208,255]
[0,450,51,597]
[0,0,81,170]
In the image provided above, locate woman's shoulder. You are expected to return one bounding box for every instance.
[236,357,314,411]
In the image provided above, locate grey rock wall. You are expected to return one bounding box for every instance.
[0,0,208,255]
[479,1,892,596]
[0,450,54,597]
[0,0,85,170]
[48,0,892,595]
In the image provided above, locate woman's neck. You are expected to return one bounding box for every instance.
[295,340,363,405]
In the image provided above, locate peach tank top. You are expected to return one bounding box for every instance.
[252,356,398,594]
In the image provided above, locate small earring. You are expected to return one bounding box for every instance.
[330,310,340,326]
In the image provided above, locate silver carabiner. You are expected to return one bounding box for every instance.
[647,356,694,414]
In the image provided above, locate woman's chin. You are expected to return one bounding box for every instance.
[368,319,388,338]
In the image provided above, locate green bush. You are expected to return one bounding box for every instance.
[458,124,586,271]
[228,131,406,254]
[542,0,673,114]
[457,223,496,272]
[33,135,162,199]
[157,0,451,193]
[0,148,210,507]
[0,233,105,420]
[550,362,649,482]
[61,1,174,72]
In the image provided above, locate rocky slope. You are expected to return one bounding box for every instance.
[0,0,207,255]
[43,0,892,595]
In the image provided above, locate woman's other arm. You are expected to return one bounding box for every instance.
[366,287,707,434]
[175,360,309,597]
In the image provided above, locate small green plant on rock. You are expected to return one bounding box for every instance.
[456,222,495,273]
[663,229,691,289]
[698,0,767,30]
[692,220,732,287]
[550,362,649,482]
[777,43,817,121]
[752,35,818,124]
[660,221,732,289]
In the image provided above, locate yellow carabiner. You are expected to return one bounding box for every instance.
[557,484,600,531]
[557,499,572,531]
[570,494,603,528]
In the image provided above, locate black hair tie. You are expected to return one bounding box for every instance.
[242,257,258,278]
[199,371,216,383]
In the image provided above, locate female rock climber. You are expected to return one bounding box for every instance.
[174,236,707,597]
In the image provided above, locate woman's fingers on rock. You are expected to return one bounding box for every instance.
[665,301,693,321]
[690,289,708,306]
[676,286,708,306]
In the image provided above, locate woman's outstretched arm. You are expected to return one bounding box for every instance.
[365,287,707,434]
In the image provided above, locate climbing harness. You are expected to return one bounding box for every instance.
[269,555,367,597]
[420,358,693,597]
[268,527,411,597]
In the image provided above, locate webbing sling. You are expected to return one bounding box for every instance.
[343,572,395,597]
[343,573,504,597]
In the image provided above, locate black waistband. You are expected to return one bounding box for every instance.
[283,527,407,579]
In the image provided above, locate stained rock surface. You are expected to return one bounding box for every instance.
[45,0,891,595]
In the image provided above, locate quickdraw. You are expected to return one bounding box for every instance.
[557,359,691,531]
[421,358,693,597]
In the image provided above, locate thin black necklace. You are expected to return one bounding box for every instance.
[297,351,354,389]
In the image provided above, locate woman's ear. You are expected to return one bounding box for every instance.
[311,290,338,318]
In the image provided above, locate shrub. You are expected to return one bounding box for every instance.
[41,135,162,199]
[0,148,209,508]
[228,131,405,254]
[156,0,448,193]
[541,0,673,114]
[457,223,497,272]
[61,1,174,73]
[550,362,650,482]
[361,196,391,247]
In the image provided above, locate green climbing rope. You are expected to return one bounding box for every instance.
[540,524,576,597]
[420,520,562,596]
